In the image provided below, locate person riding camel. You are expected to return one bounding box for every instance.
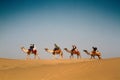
[53,44,60,54]
[92,46,97,54]
[29,44,34,52]
[71,45,78,52]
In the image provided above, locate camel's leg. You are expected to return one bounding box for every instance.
[26,54,30,60]
[77,55,79,59]
[79,54,81,58]
[61,54,63,58]
[98,56,101,59]
[53,54,56,59]
[60,55,61,59]
[59,53,62,59]
[34,55,37,59]
[91,55,95,59]
[72,55,74,59]
[60,53,63,59]
[78,54,81,59]
[70,55,72,59]
[70,55,71,59]
[70,54,74,59]
[61,52,63,58]
[34,53,40,59]
[37,54,40,59]
[90,56,92,59]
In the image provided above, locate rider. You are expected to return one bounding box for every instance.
[71,45,78,52]
[53,44,60,54]
[92,46,97,54]
[29,44,34,52]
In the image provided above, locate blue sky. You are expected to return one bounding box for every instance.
[0,0,120,59]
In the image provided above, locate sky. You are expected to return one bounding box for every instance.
[0,0,120,59]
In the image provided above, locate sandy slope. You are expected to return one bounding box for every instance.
[0,58,120,80]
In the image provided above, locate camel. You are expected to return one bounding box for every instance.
[21,47,40,60]
[64,48,81,59]
[44,48,63,59]
[83,50,102,59]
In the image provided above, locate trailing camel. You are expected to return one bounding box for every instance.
[83,50,101,59]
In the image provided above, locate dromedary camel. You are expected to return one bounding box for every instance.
[83,50,102,59]
[44,48,63,59]
[64,48,81,59]
[21,47,40,60]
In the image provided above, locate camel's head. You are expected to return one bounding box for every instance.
[44,48,48,51]
[21,47,24,49]
[83,50,88,53]
[64,48,68,50]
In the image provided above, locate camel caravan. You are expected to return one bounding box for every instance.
[21,44,102,60]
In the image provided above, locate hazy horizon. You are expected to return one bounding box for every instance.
[0,0,120,59]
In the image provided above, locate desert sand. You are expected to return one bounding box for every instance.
[0,58,120,80]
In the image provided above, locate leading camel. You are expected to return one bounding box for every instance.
[83,50,102,59]
[21,47,40,60]
[64,48,81,59]
[44,48,63,59]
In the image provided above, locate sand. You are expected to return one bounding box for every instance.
[0,58,120,80]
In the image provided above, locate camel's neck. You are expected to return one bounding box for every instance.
[46,49,54,53]
[65,49,71,53]
[86,51,90,55]
[21,48,28,53]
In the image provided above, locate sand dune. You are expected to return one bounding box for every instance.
[0,58,120,80]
